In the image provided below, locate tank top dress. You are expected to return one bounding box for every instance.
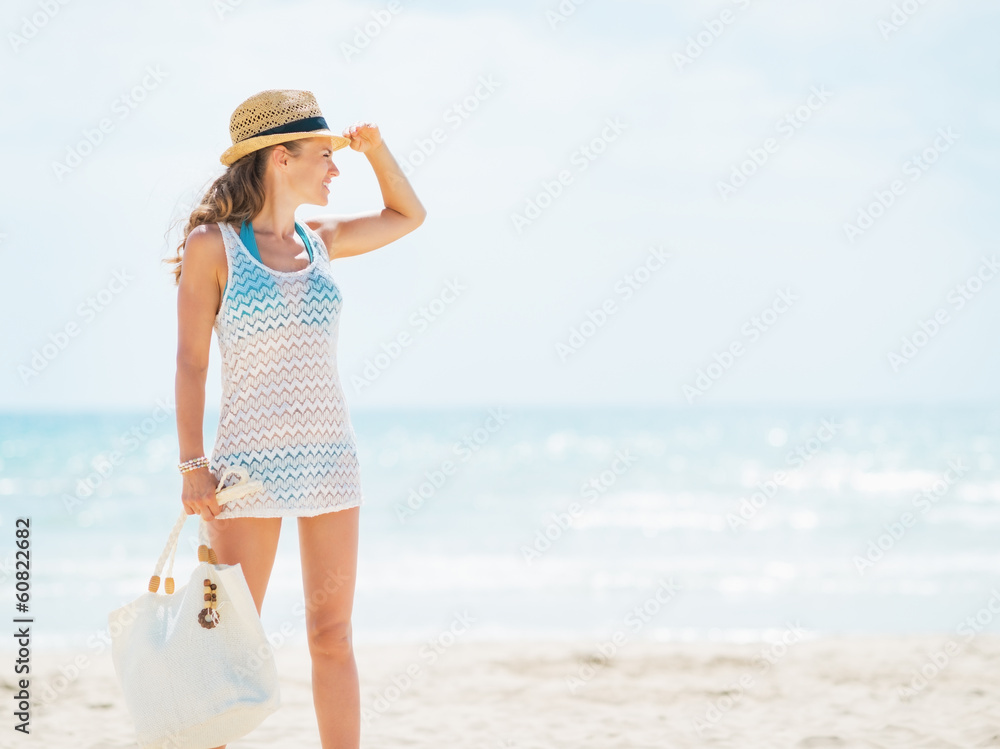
[208,219,364,519]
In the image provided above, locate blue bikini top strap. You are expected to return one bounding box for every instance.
[296,223,314,262]
[240,219,313,263]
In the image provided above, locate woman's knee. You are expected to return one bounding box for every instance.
[307,619,353,660]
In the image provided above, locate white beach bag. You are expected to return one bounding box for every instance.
[108,467,281,749]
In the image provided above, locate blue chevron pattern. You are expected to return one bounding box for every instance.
[208,220,364,518]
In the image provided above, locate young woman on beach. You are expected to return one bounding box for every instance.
[164,89,425,748]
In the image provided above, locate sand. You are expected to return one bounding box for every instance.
[6,634,1000,748]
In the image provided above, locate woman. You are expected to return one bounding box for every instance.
[164,89,425,749]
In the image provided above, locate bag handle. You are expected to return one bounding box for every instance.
[147,466,265,594]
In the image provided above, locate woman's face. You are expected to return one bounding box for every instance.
[285,136,340,205]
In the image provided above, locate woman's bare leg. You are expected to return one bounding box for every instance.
[297,506,361,749]
[202,515,283,749]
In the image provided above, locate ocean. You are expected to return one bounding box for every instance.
[1,404,998,649]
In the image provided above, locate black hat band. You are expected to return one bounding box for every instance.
[245,115,330,142]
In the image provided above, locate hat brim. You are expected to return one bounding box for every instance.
[220,130,351,166]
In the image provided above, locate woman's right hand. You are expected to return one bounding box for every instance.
[182,466,223,520]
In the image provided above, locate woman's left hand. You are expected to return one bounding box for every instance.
[343,121,383,154]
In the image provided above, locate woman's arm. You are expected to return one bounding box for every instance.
[307,124,427,260]
[175,224,226,519]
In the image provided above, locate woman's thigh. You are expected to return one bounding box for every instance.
[297,507,360,652]
[204,516,283,617]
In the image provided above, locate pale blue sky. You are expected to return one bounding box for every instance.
[1,0,998,410]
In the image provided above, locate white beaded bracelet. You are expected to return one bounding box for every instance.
[178,456,209,473]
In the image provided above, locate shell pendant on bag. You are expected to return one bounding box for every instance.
[197,542,221,629]
[198,577,220,629]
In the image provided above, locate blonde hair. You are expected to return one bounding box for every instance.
[162,139,304,285]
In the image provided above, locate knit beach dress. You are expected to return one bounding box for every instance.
[208,219,364,518]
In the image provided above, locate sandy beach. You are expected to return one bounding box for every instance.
[6,634,1000,748]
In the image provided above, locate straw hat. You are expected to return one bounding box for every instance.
[220,89,350,166]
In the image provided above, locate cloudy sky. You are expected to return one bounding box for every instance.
[1,0,998,410]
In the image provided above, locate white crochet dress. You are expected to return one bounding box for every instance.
[208,220,364,518]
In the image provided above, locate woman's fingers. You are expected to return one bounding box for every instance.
[181,496,220,520]
[343,121,378,137]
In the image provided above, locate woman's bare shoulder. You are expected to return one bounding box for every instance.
[181,222,228,287]
[185,221,223,247]
[184,222,228,258]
